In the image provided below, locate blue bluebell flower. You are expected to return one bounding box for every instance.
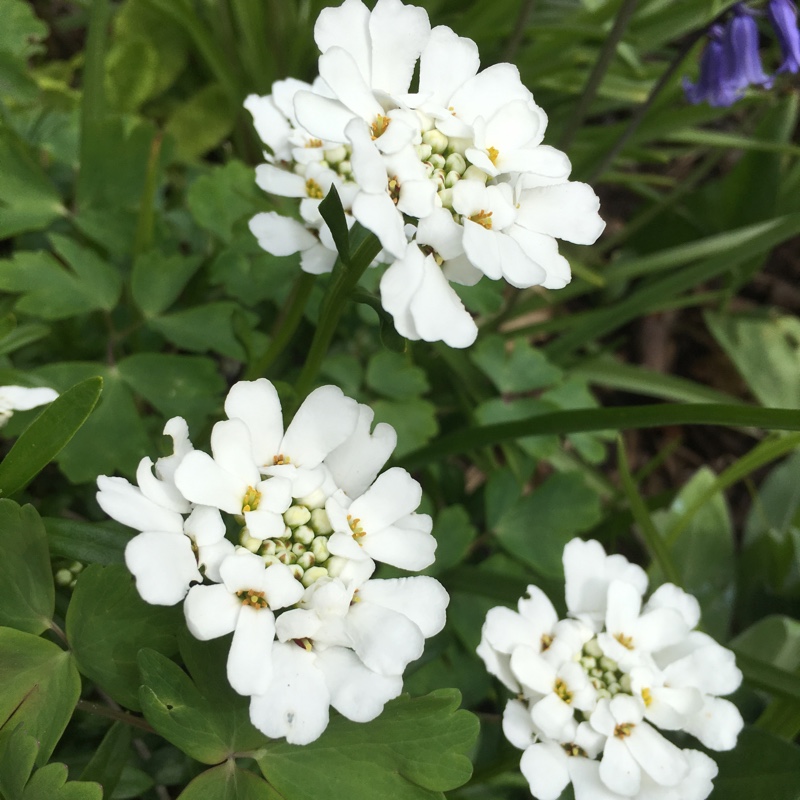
[724,3,774,90]
[683,25,741,107]
[767,0,800,73]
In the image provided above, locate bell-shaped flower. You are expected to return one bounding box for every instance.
[0,384,58,427]
[174,417,292,540]
[222,379,360,498]
[683,25,742,107]
[590,695,689,797]
[598,580,689,671]
[724,4,774,91]
[563,538,648,632]
[325,467,435,570]
[183,550,304,696]
[768,0,800,73]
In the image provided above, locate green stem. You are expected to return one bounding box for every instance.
[557,0,640,152]
[294,232,383,399]
[132,132,162,259]
[503,0,537,62]
[77,0,111,206]
[617,437,682,585]
[76,700,155,733]
[244,272,315,380]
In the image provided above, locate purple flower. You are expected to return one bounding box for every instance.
[768,0,800,73]
[683,25,742,107]
[724,4,774,90]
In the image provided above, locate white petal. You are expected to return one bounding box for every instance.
[346,118,388,194]
[379,253,424,340]
[184,583,240,640]
[263,562,305,609]
[174,450,245,515]
[485,100,545,152]
[568,759,627,800]
[396,180,436,218]
[224,379,284,467]
[0,385,58,410]
[325,404,397,498]
[462,220,503,279]
[275,608,322,642]
[184,505,226,547]
[349,467,422,532]
[358,576,448,638]
[326,529,371,562]
[301,242,338,274]
[442,254,483,287]
[506,226,571,290]
[136,457,189,514]
[418,26,479,107]
[244,94,292,152]
[210,419,261,482]
[318,646,402,721]
[352,191,408,258]
[220,549,271,593]
[633,607,689,653]
[644,583,701,630]
[255,164,307,198]
[531,693,575,740]
[196,538,235,583]
[516,182,606,245]
[449,63,531,125]
[684,696,743,751]
[363,521,436,570]
[228,605,275,696]
[244,509,286,541]
[627,722,688,786]
[249,643,330,745]
[369,0,430,95]
[96,476,184,533]
[518,585,558,632]
[476,634,518,692]
[509,646,556,695]
[482,606,541,654]
[125,532,201,605]
[258,475,294,513]
[281,385,359,468]
[346,600,425,675]
[498,145,572,179]
[320,47,383,120]
[600,736,641,796]
[416,207,465,260]
[315,0,372,81]
[249,212,317,256]
[520,743,570,800]
[502,698,535,750]
[155,416,194,484]
[294,91,354,143]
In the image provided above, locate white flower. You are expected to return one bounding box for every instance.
[183,549,304,696]
[590,695,689,797]
[0,384,58,427]
[97,418,233,605]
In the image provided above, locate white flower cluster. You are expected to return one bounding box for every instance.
[97,379,448,745]
[478,539,744,800]
[0,384,58,427]
[246,0,605,349]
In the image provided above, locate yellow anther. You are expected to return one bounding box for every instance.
[242,485,262,513]
[387,176,400,204]
[306,178,324,199]
[541,633,553,651]
[273,454,291,466]
[487,146,499,165]
[371,114,391,139]
[554,677,573,704]
[562,742,588,758]
[642,687,653,707]
[306,138,323,148]
[614,722,635,739]
[614,632,634,650]
[468,209,493,229]
[236,589,268,609]
[347,514,366,543]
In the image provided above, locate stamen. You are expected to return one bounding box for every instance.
[236,589,269,609]
[614,632,634,650]
[487,146,499,165]
[614,722,635,739]
[242,485,262,513]
[306,178,324,199]
[371,115,391,139]
[468,209,493,229]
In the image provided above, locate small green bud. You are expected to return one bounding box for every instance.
[324,145,347,164]
[415,143,433,161]
[297,552,315,570]
[312,536,330,562]
[240,532,262,553]
[55,568,73,587]
[294,524,315,545]
[325,555,346,578]
[437,188,454,209]
[620,674,632,693]
[447,137,469,156]
[284,505,311,528]
[277,525,293,541]
[338,160,352,176]
[278,550,297,565]
[584,638,603,658]
[310,508,332,535]
[260,540,277,556]
[292,542,307,556]
[599,656,618,672]
[302,566,328,587]
[607,682,621,695]
[444,170,461,188]
[263,554,281,567]
[581,656,597,671]
[288,564,304,581]
[69,561,84,574]
[293,162,306,176]
[445,152,467,174]
[422,129,448,154]
[462,165,489,183]
[429,153,446,170]
[298,488,326,510]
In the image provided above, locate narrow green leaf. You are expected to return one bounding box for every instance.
[0,629,81,766]
[257,690,477,800]
[734,651,800,703]
[0,376,103,497]
[45,517,128,566]
[78,722,132,800]
[352,289,407,353]
[0,500,54,634]
[66,565,181,710]
[398,404,800,471]
[318,185,350,264]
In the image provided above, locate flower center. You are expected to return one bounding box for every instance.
[554,677,573,704]
[293,637,313,650]
[487,146,499,165]
[541,633,553,651]
[242,485,261,512]
[236,589,269,609]
[347,514,367,543]
[641,687,653,707]
[468,209,493,229]
[614,632,634,650]
[579,638,625,699]
[562,742,588,758]
[371,114,391,139]
[614,722,635,739]
[273,454,291,465]
[306,138,323,148]
[306,178,324,199]
[387,176,401,204]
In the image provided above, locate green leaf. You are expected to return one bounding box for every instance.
[710,727,800,800]
[744,450,800,547]
[0,725,38,798]
[34,364,149,483]
[166,83,236,162]
[118,353,225,431]
[178,763,280,800]
[105,37,160,112]
[373,398,439,458]
[130,252,203,317]
[138,636,265,764]
[399,404,800,471]
[424,506,477,576]
[66,565,181,710]
[79,722,132,800]
[0,628,80,766]
[0,0,48,59]
[471,335,562,393]
[494,473,602,577]
[367,351,429,400]
[256,690,477,800]
[149,302,253,360]
[653,468,735,640]
[187,161,260,243]
[0,376,103,497]
[45,517,128,566]
[706,312,800,409]
[0,500,53,634]
[352,289,407,353]
[23,762,102,800]
[475,397,559,459]
[318,185,350,264]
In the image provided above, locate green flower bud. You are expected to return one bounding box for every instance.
[415,143,433,162]
[447,137,469,156]
[298,488,326,510]
[607,682,621,695]
[429,153,446,170]
[581,656,597,671]
[437,188,454,209]
[294,524,315,545]
[422,129,448,154]
[277,525,293,541]
[278,550,297,565]
[310,508,332,535]
[325,555,346,578]
[284,505,311,528]
[325,145,348,164]
[297,552,316,570]
[55,568,73,587]
[263,554,281,567]
[433,169,446,191]
[599,656,618,672]
[584,638,603,658]
[292,542,307,556]
[445,152,467,174]
[302,566,328,587]
[293,162,306,176]
[240,532,262,553]
[69,561,84,574]
[620,674,632,693]
[444,170,461,188]
[260,540,277,556]
[462,165,489,183]
[338,160,352,176]
[288,564,304,581]
[312,536,330,562]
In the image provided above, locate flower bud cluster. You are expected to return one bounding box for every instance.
[246,0,605,349]
[478,538,744,800]
[96,378,448,745]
